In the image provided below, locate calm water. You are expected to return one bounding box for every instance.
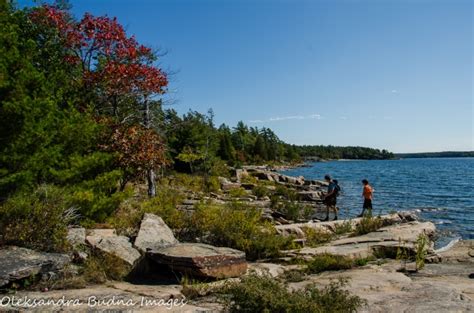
[281,158,473,249]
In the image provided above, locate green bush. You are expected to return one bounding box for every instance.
[166,173,206,193]
[354,256,375,267]
[252,185,269,199]
[107,184,186,237]
[204,175,221,193]
[228,187,248,198]
[306,253,353,274]
[0,185,73,252]
[189,202,294,260]
[281,269,305,282]
[303,227,333,246]
[334,220,353,235]
[224,273,364,313]
[69,170,132,223]
[240,174,258,185]
[354,215,383,236]
[415,234,428,270]
[82,250,131,283]
[273,201,313,221]
[274,185,297,201]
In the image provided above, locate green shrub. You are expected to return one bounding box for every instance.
[204,175,221,193]
[224,273,364,313]
[354,215,383,236]
[69,175,132,223]
[281,269,305,282]
[272,201,313,221]
[189,202,294,260]
[252,185,269,198]
[334,220,353,235]
[240,174,258,185]
[303,227,333,246]
[108,184,186,237]
[0,185,73,252]
[305,278,366,313]
[306,253,353,274]
[208,158,231,178]
[280,201,301,221]
[274,185,297,200]
[167,173,206,193]
[82,251,131,283]
[354,256,375,267]
[415,234,428,270]
[228,187,248,198]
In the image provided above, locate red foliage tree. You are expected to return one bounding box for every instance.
[30,5,167,98]
[30,5,168,196]
[100,122,168,190]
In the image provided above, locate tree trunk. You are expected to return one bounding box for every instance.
[143,95,156,197]
[147,168,156,197]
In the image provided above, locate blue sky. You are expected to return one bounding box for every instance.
[21,0,473,153]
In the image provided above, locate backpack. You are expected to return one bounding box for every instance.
[333,182,341,197]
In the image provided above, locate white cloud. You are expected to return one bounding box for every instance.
[339,116,348,120]
[391,89,398,93]
[249,114,322,123]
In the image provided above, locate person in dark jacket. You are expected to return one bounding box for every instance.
[322,175,339,221]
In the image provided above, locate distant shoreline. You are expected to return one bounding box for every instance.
[395,151,474,158]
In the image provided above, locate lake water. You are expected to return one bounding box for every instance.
[280,158,473,249]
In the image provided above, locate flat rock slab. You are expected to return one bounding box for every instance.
[290,261,474,313]
[436,239,474,263]
[148,243,247,279]
[134,214,179,253]
[330,221,436,246]
[285,221,436,260]
[86,231,141,266]
[275,213,410,238]
[0,246,70,288]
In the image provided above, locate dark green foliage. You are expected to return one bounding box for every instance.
[224,273,364,313]
[293,145,395,160]
[252,185,269,198]
[0,3,130,225]
[217,124,236,162]
[396,151,474,158]
[0,185,72,252]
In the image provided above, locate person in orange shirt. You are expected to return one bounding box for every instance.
[358,179,373,217]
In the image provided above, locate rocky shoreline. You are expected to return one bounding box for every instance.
[0,168,472,312]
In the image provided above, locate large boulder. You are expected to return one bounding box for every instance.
[86,229,141,267]
[148,243,247,279]
[297,191,322,201]
[0,246,70,288]
[134,214,179,253]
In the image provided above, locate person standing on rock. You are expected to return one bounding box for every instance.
[322,175,339,221]
[358,179,373,217]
